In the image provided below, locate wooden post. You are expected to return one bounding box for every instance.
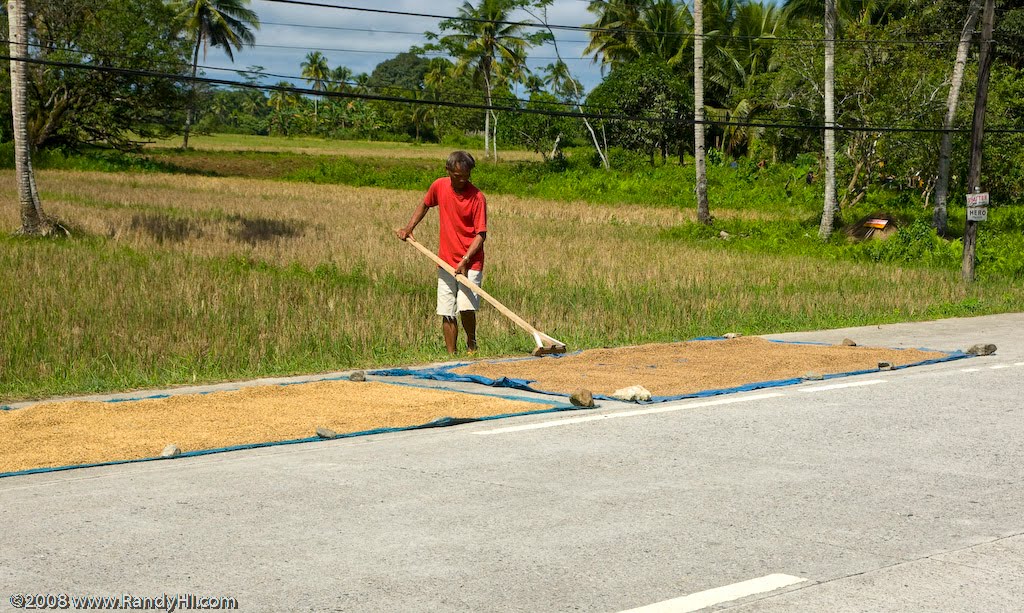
[962,0,996,282]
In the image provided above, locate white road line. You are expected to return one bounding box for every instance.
[618,574,808,613]
[474,393,785,435]
[990,364,1013,370]
[1016,362,1024,367]
[960,368,982,373]
[797,379,885,393]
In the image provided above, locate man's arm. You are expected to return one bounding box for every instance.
[455,231,486,276]
[396,201,429,241]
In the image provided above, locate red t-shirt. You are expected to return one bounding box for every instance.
[423,177,487,270]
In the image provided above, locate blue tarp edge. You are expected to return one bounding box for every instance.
[0,399,580,480]
[370,343,975,404]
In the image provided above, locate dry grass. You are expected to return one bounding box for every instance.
[0,168,1010,401]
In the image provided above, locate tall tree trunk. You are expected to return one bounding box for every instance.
[483,72,492,160]
[934,0,983,236]
[491,110,498,161]
[9,0,44,235]
[819,0,838,239]
[183,37,201,149]
[694,0,710,224]
[962,0,996,282]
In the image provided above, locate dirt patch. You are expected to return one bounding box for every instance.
[451,337,950,397]
[227,214,305,244]
[0,381,551,474]
[130,213,204,243]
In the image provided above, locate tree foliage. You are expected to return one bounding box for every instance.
[0,0,191,150]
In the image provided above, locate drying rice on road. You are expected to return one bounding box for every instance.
[0,381,552,474]
[451,337,949,397]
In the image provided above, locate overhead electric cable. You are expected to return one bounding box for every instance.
[254,0,969,46]
[7,53,1020,135]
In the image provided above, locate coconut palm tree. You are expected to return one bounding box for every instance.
[300,51,330,117]
[783,0,907,27]
[695,0,711,225]
[329,65,353,93]
[583,0,693,71]
[170,0,259,149]
[430,0,542,160]
[819,0,839,238]
[7,0,63,236]
[354,73,371,94]
[267,81,298,135]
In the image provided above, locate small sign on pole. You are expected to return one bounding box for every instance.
[967,191,989,222]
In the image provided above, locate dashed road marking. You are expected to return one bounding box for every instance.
[617,573,809,613]
[798,379,885,393]
[474,393,785,435]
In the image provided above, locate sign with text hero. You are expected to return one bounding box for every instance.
[967,192,989,222]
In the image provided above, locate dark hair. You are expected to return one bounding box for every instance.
[446,150,476,172]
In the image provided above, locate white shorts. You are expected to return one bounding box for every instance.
[437,268,483,317]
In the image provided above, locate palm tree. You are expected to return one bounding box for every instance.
[584,0,694,71]
[300,51,330,117]
[783,0,907,27]
[329,65,353,93]
[170,0,259,149]
[695,0,711,225]
[582,0,653,70]
[430,0,542,160]
[819,0,838,238]
[933,0,983,235]
[267,81,298,135]
[7,0,63,236]
[701,0,784,154]
[354,73,371,94]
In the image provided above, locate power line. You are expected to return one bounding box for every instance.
[12,37,625,114]
[251,42,596,61]
[7,53,1021,135]
[254,0,970,46]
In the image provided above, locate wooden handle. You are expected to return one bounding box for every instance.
[402,235,563,348]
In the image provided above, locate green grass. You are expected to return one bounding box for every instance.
[4,135,1024,401]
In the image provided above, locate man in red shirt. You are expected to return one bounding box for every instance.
[396,151,487,355]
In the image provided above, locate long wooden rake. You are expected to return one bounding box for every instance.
[402,235,567,356]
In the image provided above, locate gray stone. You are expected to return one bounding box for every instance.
[316,427,338,439]
[723,332,743,339]
[160,444,181,459]
[719,230,731,240]
[570,389,595,408]
[348,370,367,382]
[802,372,824,381]
[610,385,652,402]
[966,343,997,356]
[878,362,894,371]
[841,338,857,346]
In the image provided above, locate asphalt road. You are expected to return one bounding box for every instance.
[1,313,1022,612]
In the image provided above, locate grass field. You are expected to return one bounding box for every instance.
[2,137,1022,402]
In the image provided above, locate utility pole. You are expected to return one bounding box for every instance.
[962,0,996,282]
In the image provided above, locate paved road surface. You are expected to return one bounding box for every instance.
[2,314,1022,612]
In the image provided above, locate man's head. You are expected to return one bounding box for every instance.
[446,150,475,192]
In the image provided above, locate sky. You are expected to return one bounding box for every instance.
[200,0,608,94]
